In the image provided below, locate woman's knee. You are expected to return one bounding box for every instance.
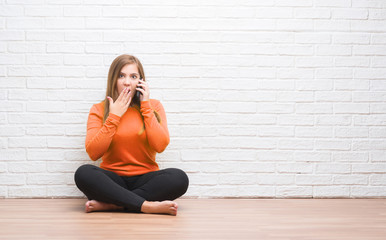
[74,164,95,185]
[166,168,189,194]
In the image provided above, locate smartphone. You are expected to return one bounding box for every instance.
[135,78,143,99]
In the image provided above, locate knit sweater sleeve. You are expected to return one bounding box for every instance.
[140,100,170,153]
[85,104,121,161]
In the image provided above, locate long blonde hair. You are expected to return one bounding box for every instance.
[103,54,145,122]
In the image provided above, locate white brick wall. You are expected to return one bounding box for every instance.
[1,0,386,198]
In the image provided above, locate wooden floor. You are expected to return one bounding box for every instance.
[0,198,385,240]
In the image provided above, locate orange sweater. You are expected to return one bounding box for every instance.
[85,99,170,176]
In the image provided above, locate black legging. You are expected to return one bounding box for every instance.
[74,164,189,212]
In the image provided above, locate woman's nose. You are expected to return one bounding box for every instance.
[123,77,131,85]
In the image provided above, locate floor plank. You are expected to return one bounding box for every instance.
[0,198,385,239]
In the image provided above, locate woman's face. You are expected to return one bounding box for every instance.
[116,63,140,99]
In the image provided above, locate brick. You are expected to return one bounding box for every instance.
[275,0,312,7]
[8,113,48,124]
[181,150,219,161]
[296,103,332,114]
[335,79,369,90]
[27,174,69,185]
[7,18,44,29]
[239,186,276,197]
[316,164,351,174]
[314,186,350,198]
[354,69,386,79]
[353,46,386,56]
[28,150,65,161]
[334,103,369,114]
[218,126,257,136]
[352,0,386,8]
[0,5,23,16]
[277,68,314,79]
[64,150,90,161]
[372,34,386,44]
[45,18,85,29]
[259,80,295,90]
[0,101,23,112]
[295,127,333,138]
[315,140,351,151]
[278,139,314,150]
[64,55,103,66]
[295,8,330,19]
[369,127,386,138]
[352,140,386,151]
[47,43,84,53]
[0,174,26,186]
[314,20,350,31]
[354,115,386,126]
[296,175,333,185]
[295,33,331,44]
[316,45,351,56]
[369,174,386,185]
[220,150,256,161]
[372,57,386,67]
[335,127,369,138]
[218,174,257,185]
[25,6,63,16]
[188,173,218,185]
[47,137,84,149]
[0,126,25,136]
[332,9,368,19]
[64,6,101,16]
[219,102,256,113]
[294,151,331,162]
[370,151,386,162]
[257,103,294,114]
[26,31,64,41]
[334,175,368,185]
[371,81,386,91]
[256,56,294,67]
[351,20,386,32]
[26,55,63,65]
[27,101,65,112]
[257,174,294,185]
[259,126,294,137]
[278,45,314,56]
[0,149,26,161]
[86,18,123,29]
[335,57,369,67]
[333,152,369,162]
[316,68,352,79]
[8,162,46,173]
[8,43,45,53]
[277,115,314,126]
[315,91,352,102]
[351,187,386,197]
[296,80,333,91]
[276,186,313,198]
[47,186,87,198]
[0,30,24,40]
[8,137,47,148]
[8,187,47,198]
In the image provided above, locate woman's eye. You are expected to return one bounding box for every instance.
[119,74,124,78]
[132,75,137,79]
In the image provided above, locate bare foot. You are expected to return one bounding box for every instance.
[141,200,178,216]
[85,200,123,213]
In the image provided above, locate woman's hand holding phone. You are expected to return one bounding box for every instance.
[107,87,132,117]
[136,79,150,102]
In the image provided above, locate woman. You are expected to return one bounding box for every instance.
[74,54,189,216]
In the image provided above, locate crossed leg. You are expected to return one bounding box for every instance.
[74,164,189,215]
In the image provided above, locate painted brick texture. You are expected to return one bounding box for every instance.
[1,0,386,198]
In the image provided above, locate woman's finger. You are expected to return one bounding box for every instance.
[116,87,126,102]
[125,96,132,108]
